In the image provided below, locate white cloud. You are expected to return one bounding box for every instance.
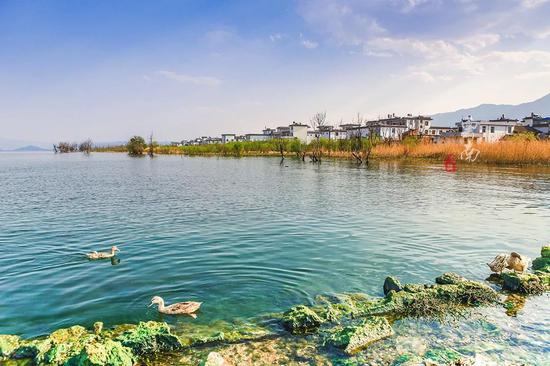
[301,39,319,49]
[156,71,222,86]
[457,33,500,51]
[269,33,285,42]
[521,0,550,8]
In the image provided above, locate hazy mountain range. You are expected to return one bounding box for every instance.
[2,92,549,150]
[431,92,550,126]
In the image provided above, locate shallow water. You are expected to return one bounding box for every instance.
[0,153,549,363]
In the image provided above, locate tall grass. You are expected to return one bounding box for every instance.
[96,138,550,165]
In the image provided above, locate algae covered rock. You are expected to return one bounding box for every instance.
[93,322,104,335]
[541,245,550,258]
[0,335,20,358]
[383,276,403,296]
[435,272,466,285]
[324,317,393,354]
[423,347,462,365]
[66,339,134,366]
[11,339,51,361]
[532,256,550,273]
[116,321,181,355]
[282,305,324,334]
[501,272,546,295]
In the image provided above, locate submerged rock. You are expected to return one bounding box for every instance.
[384,277,403,295]
[282,305,325,334]
[324,317,394,354]
[0,335,20,358]
[200,351,229,366]
[116,321,182,356]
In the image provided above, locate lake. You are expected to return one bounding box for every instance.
[0,153,549,364]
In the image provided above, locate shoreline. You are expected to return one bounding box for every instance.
[2,247,548,366]
[93,139,550,166]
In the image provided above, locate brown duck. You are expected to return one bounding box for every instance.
[148,296,202,318]
[86,246,120,260]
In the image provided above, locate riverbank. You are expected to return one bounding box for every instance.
[95,139,550,165]
[2,247,548,366]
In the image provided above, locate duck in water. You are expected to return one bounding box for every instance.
[148,296,202,318]
[86,246,120,260]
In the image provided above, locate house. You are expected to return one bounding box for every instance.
[523,113,550,136]
[404,114,432,134]
[423,127,458,143]
[245,133,271,142]
[289,122,309,142]
[456,115,520,143]
[221,134,236,144]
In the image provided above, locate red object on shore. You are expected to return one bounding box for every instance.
[444,154,457,172]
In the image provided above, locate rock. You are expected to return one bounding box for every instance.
[501,272,546,295]
[423,348,461,365]
[0,335,20,358]
[42,325,95,364]
[541,245,550,258]
[201,351,229,366]
[93,322,103,335]
[67,339,134,366]
[402,284,425,293]
[435,272,466,285]
[384,276,403,295]
[11,339,51,361]
[391,353,423,366]
[116,321,181,356]
[178,319,271,347]
[282,305,324,334]
[324,317,394,354]
[532,256,550,273]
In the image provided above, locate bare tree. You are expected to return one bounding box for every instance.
[148,132,155,158]
[309,111,327,163]
[56,142,78,153]
[350,113,379,166]
[79,139,93,154]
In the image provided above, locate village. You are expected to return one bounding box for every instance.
[174,112,550,146]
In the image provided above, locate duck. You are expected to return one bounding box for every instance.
[148,296,202,318]
[487,252,528,273]
[86,246,120,260]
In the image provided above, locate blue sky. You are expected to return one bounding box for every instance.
[1,0,550,143]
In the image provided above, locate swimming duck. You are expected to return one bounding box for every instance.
[86,246,120,260]
[487,252,528,273]
[148,296,202,318]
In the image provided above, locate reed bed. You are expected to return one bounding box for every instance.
[96,139,550,165]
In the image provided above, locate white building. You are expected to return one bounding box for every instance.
[523,113,550,135]
[221,134,236,144]
[456,115,520,142]
[289,122,309,142]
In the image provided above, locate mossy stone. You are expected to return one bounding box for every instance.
[532,256,550,273]
[282,305,324,334]
[116,321,181,356]
[324,317,393,354]
[0,335,20,358]
[541,246,550,258]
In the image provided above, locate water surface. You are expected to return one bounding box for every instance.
[0,153,548,362]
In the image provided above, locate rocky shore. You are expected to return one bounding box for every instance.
[1,246,548,366]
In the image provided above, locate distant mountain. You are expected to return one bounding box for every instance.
[12,145,51,152]
[431,92,550,126]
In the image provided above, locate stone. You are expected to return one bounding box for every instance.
[93,322,103,335]
[532,256,550,273]
[282,305,324,334]
[116,321,181,355]
[0,335,20,358]
[66,339,134,366]
[201,351,229,366]
[501,272,546,295]
[324,317,394,354]
[391,353,423,366]
[423,348,461,365]
[541,245,550,258]
[435,272,466,285]
[384,276,403,296]
[11,339,51,361]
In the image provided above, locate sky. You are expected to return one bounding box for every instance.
[1,0,550,143]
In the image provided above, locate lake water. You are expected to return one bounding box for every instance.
[0,153,549,363]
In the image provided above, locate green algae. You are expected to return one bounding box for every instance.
[0,335,20,358]
[501,272,546,295]
[65,339,134,366]
[532,256,550,272]
[282,305,325,334]
[424,347,462,364]
[116,321,181,356]
[541,245,550,258]
[324,317,394,354]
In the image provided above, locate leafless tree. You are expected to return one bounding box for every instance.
[309,111,327,163]
[148,132,155,158]
[350,113,379,166]
[56,142,78,153]
[79,139,93,154]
